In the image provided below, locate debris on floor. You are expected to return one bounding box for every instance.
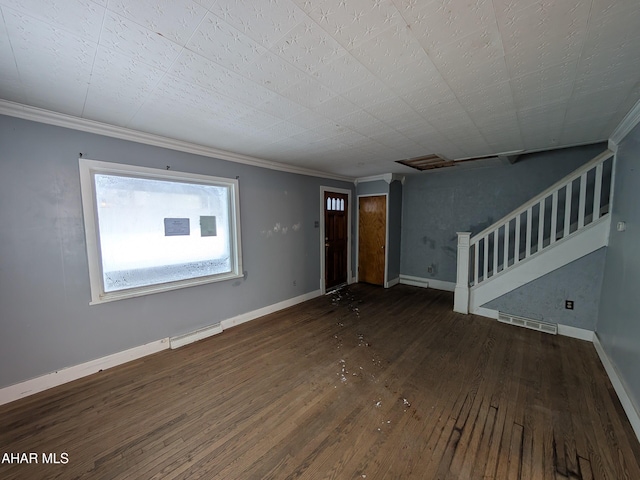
[328,285,362,317]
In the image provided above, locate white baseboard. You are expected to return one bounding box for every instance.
[473,308,595,342]
[221,289,322,330]
[385,277,400,288]
[399,275,456,292]
[0,289,323,406]
[471,307,500,319]
[0,338,169,406]
[399,274,428,288]
[593,335,640,443]
[557,324,595,342]
[170,323,223,349]
[422,278,456,292]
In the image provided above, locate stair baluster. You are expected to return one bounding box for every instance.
[455,149,615,314]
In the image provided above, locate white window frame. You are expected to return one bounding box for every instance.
[79,158,243,305]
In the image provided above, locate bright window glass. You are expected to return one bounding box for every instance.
[79,159,242,304]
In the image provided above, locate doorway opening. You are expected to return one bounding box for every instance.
[320,187,352,293]
[357,194,387,286]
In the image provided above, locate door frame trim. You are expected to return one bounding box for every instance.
[356,193,389,287]
[320,186,353,294]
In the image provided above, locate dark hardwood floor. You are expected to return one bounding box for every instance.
[1,284,639,479]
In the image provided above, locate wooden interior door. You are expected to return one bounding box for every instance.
[324,192,348,290]
[358,195,386,286]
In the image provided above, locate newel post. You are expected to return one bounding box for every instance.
[454,232,471,314]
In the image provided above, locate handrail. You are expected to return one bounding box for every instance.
[455,148,616,314]
[470,149,613,242]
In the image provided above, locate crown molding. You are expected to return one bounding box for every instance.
[610,98,640,147]
[0,100,354,183]
[354,173,405,185]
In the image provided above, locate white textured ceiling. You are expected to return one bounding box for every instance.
[1,0,639,177]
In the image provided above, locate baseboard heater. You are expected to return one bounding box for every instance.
[497,312,558,335]
[170,323,223,349]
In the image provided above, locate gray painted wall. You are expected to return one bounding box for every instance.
[483,248,607,330]
[0,115,353,388]
[400,143,607,283]
[597,122,640,416]
[387,180,402,283]
[356,179,388,196]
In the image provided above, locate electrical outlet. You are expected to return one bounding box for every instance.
[293,280,297,287]
[565,300,574,310]
[427,265,433,273]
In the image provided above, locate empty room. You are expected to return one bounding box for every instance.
[1,0,640,478]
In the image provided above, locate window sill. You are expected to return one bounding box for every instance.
[89,271,243,305]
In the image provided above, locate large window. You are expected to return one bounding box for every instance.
[79,159,242,304]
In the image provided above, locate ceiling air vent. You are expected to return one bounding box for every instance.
[396,154,454,171]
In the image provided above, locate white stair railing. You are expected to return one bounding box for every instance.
[454,149,615,314]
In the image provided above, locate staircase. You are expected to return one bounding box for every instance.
[454,149,615,316]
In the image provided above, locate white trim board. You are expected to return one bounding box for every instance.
[0,100,352,182]
[469,216,610,310]
[472,306,499,320]
[0,289,321,406]
[221,289,321,330]
[385,277,400,288]
[79,158,244,305]
[471,307,595,342]
[354,173,405,185]
[399,275,456,292]
[170,323,223,349]
[610,98,640,146]
[0,339,169,406]
[470,149,612,243]
[593,335,640,443]
[557,324,595,342]
[177,289,322,345]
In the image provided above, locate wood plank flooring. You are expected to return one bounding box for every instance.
[1,284,639,479]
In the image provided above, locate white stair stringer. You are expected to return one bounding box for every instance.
[468,215,611,314]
